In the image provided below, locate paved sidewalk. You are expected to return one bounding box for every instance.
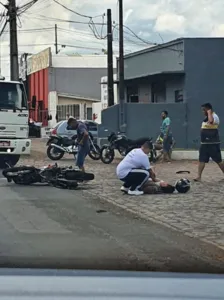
[20,139,224,252]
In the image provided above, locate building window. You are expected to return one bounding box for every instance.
[86,107,92,120]
[57,104,80,121]
[127,85,139,103]
[151,81,166,103]
[175,89,183,102]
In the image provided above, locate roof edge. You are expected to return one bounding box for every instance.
[57,93,100,102]
[123,38,184,59]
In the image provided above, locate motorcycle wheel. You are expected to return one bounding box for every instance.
[64,170,94,181]
[124,146,135,156]
[118,146,126,157]
[100,146,115,164]
[0,154,20,169]
[88,144,101,160]
[149,149,157,163]
[47,145,64,160]
[50,178,79,189]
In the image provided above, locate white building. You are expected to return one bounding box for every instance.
[92,74,118,124]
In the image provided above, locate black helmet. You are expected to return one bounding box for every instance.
[175,178,190,193]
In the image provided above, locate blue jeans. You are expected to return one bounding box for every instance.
[163,135,173,153]
[76,144,89,168]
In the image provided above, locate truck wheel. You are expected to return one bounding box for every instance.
[0,154,20,169]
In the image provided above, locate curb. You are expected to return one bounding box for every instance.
[82,189,224,254]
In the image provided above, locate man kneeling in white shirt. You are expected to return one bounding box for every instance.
[116,141,155,196]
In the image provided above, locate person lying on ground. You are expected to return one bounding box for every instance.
[142,179,175,194]
[116,140,155,196]
[141,178,190,194]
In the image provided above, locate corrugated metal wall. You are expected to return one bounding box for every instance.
[28,68,49,126]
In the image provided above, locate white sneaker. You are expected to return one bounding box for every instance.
[120,186,129,193]
[128,189,144,196]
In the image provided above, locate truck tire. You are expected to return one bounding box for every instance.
[0,154,20,169]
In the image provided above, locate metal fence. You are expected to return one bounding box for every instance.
[56,104,80,122]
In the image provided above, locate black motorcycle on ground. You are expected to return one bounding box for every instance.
[46,132,101,161]
[2,163,94,189]
[100,131,157,164]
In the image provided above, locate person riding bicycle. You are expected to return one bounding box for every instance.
[67,117,90,172]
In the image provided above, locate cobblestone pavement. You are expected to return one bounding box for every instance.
[19,139,224,251]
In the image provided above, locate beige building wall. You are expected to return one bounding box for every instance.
[58,96,94,107]
[58,96,100,120]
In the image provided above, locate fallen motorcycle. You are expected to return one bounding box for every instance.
[46,132,101,161]
[2,163,94,189]
[100,131,157,164]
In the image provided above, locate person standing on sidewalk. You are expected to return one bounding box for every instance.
[160,110,173,162]
[194,103,224,182]
[67,117,90,172]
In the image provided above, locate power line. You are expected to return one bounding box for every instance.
[17,0,39,15]
[52,0,103,19]
[0,17,7,37]
[0,42,107,51]
[4,26,54,32]
[0,0,41,80]
[51,0,107,40]
[113,24,182,52]
[15,25,145,48]
[23,13,106,25]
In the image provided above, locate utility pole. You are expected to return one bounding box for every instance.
[118,0,125,132]
[1,0,38,80]
[54,24,59,54]
[107,9,114,107]
[8,0,19,81]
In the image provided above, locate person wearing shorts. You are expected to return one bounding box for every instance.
[67,118,90,172]
[194,103,224,181]
[160,110,173,162]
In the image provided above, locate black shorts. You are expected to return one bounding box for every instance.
[199,143,222,163]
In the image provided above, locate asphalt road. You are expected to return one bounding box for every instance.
[0,174,224,273]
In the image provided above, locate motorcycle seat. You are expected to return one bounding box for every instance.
[127,137,150,146]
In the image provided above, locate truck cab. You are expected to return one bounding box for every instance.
[0,80,31,168]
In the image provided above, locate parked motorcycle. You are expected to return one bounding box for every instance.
[2,163,94,189]
[46,132,101,161]
[100,130,157,164]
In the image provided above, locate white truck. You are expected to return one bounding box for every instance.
[0,79,31,168]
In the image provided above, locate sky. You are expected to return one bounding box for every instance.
[1,0,224,79]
